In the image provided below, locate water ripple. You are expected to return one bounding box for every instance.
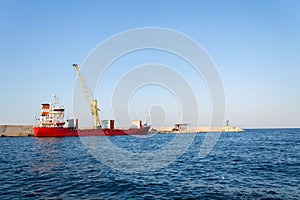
[0,129,299,199]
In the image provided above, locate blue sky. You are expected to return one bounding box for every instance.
[0,0,299,128]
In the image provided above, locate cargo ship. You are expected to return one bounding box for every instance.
[33,96,150,137]
[33,64,150,137]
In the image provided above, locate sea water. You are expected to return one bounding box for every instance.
[0,129,299,199]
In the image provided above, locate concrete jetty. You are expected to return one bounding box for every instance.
[0,125,34,137]
[0,124,244,137]
[153,126,245,133]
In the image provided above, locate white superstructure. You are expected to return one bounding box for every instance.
[39,96,65,128]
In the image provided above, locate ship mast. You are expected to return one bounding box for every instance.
[73,64,100,129]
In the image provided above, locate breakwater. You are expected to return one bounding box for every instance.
[154,126,245,133]
[0,125,34,137]
[0,125,244,137]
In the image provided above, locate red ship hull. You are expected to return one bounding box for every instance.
[33,126,150,137]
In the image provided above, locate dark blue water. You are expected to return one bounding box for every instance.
[0,129,299,199]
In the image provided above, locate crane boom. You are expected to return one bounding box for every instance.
[73,64,100,129]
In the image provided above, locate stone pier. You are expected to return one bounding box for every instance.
[0,125,34,137]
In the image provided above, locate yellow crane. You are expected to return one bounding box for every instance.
[73,64,100,129]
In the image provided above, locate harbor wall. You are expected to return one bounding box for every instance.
[0,125,244,137]
[154,126,244,133]
[0,125,34,137]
